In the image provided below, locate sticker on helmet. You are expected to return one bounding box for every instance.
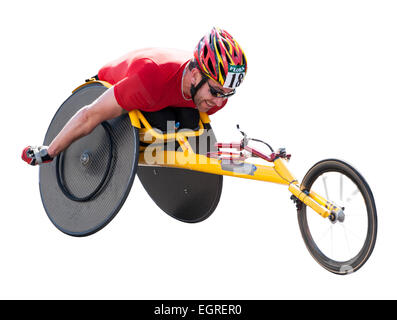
[224,65,246,89]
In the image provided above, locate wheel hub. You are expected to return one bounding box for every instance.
[80,151,91,166]
[329,207,345,224]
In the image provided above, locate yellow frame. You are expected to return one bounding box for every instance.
[77,80,339,219]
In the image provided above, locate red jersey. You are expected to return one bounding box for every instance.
[98,48,226,115]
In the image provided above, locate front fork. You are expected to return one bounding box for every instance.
[274,158,344,222]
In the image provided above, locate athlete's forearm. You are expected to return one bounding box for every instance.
[47,106,95,157]
[47,87,124,158]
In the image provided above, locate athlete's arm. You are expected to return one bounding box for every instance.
[47,86,125,158]
[23,58,162,165]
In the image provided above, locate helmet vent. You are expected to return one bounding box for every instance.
[225,53,232,64]
[219,62,226,81]
[207,59,215,75]
[203,45,208,58]
[215,41,222,55]
[223,40,230,52]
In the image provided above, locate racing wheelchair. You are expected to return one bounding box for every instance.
[39,80,377,275]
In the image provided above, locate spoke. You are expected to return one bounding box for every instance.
[339,223,366,243]
[330,224,334,258]
[322,175,330,200]
[344,210,366,217]
[346,188,360,203]
[341,224,352,256]
[314,223,333,243]
[340,173,343,201]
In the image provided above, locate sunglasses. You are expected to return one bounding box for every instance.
[208,83,236,98]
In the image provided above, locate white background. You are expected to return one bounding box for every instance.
[1,0,396,299]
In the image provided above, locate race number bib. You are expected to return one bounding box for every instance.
[224,65,246,89]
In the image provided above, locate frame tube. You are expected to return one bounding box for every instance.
[138,149,290,185]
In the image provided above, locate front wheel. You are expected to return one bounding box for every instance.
[297,159,377,274]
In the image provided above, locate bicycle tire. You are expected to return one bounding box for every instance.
[297,159,377,274]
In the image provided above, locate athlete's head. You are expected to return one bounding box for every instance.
[188,27,247,112]
[195,27,247,87]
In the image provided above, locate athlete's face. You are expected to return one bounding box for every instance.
[193,78,233,113]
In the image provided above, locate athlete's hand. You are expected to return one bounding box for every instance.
[21,146,53,166]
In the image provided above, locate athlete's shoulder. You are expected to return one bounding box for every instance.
[134,47,191,64]
[129,48,191,83]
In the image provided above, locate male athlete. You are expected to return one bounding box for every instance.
[22,27,247,165]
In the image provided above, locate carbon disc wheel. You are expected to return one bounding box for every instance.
[137,123,223,223]
[39,82,139,236]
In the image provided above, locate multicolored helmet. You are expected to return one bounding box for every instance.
[194,27,247,89]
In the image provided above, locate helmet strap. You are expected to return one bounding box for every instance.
[190,76,208,102]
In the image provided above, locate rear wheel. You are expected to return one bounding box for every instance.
[297,159,377,274]
[40,82,140,236]
[137,123,223,223]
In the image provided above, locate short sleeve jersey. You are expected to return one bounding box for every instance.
[98,48,226,115]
